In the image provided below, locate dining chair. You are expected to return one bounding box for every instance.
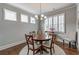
[44,33,56,55]
[25,34,38,55]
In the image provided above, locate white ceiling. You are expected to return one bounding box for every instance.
[9,3,72,14]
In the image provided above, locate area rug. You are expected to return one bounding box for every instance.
[19,44,66,55]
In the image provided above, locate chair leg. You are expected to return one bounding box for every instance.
[33,51,35,55]
[50,48,52,55]
[52,44,55,53]
[53,47,55,53]
[27,49,29,55]
[69,42,71,48]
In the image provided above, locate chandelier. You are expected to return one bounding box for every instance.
[34,3,47,20]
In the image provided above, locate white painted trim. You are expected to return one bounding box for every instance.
[0,40,26,51]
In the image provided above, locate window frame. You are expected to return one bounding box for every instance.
[44,18,49,31]
[52,13,65,33]
[48,17,53,29]
[53,15,58,32]
[58,13,65,33]
[21,14,28,23]
[30,17,36,24]
[4,8,17,21]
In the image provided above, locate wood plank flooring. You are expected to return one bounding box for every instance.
[55,41,79,55]
[0,41,78,55]
[0,43,26,55]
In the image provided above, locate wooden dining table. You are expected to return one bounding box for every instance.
[33,34,51,54]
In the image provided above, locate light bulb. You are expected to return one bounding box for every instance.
[35,15,38,19]
[41,18,43,20]
[44,16,47,19]
[41,14,44,17]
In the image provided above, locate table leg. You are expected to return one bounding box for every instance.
[35,41,49,54]
[40,41,43,54]
[42,46,49,53]
[35,47,41,54]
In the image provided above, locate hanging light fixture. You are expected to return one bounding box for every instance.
[34,3,47,20]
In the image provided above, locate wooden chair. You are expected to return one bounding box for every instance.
[25,34,38,55]
[44,33,56,55]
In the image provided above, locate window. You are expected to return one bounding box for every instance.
[58,14,65,32]
[21,14,28,23]
[49,17,53,29]
[4,9,16,21]
[44,13,65,32]
[44,17,53,31]
[53,16,58,32]
[52,13,65,32]
[44,18,49,31]
[30,17,35,24]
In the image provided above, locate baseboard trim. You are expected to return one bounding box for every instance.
[0,40,26,51]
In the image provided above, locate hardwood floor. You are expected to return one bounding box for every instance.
[0,43,26,55]
[55,41,79,55]
[0,41,78,55]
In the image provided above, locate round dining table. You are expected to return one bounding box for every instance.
[34,35,51,54]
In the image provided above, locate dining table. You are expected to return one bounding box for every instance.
[33,34,51,54]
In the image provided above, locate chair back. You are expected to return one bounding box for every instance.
[25,34,34,45]
[25,34,36,54]
[50,33,56,47]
